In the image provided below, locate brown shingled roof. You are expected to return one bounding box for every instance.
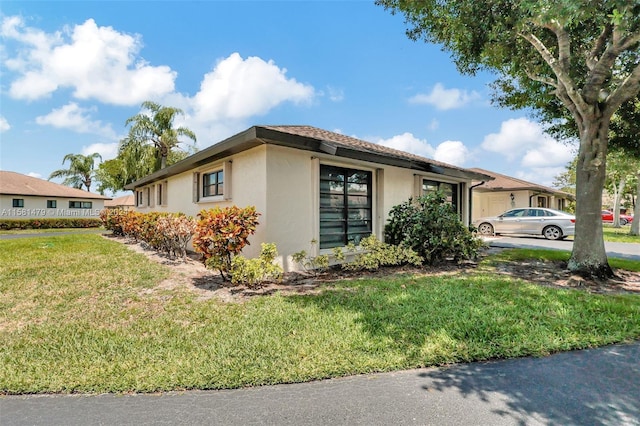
[126,125,493,189]
[0,171,110,199]
[261,125,472,173]
[104,194,135,207]
[470,168,573,198]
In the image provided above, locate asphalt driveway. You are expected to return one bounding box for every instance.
[2,342,639,425]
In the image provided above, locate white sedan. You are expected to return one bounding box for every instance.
[473,208,576,240]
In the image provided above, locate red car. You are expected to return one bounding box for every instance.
[601,210,633,225]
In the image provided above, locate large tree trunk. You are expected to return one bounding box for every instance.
[631,172,640,236]
[568,116,614,279]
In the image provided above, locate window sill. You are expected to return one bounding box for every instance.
[198,195,227,203]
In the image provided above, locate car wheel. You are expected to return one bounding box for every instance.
[543,225,562,240]
[477,223,494,235]
[620,218,628,226]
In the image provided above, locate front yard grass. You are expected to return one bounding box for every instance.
[0,227,104,235]
[1,234,639,394]
[488,248,640,272]
[602,224,640,243]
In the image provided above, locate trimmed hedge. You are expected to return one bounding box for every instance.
[0,218,103,230]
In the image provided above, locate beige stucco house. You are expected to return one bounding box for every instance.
[0,171,109,219]
[470,168,574,221]
[126,125,492,271]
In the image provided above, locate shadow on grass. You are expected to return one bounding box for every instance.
[286,275,640,423]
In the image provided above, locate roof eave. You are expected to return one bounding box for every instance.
[126,125,494,189]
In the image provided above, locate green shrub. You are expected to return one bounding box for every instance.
[194,206,260,280]
[292,240,329,273]
[0,218,102,230]
[385,192,484,265]
[342,235,423,271]
[228,243,283,288]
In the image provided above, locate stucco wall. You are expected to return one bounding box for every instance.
[0,195,105,219]
[134,146,269,259]
[133,144,473,271]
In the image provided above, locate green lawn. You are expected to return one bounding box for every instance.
[488,248,640,272]
[602,224,640,243]
[1,234,639,394]
[0,227,104,235]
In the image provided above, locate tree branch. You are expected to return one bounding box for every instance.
[544,20,571,72]
[605,63,640,118]
[619,31,640,51]
[524,69,557,87]
[587,24,612,70]
[519,31,588,116]
[583,27,638,104]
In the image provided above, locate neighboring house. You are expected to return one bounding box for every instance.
[470,168,574,221]
[104,194,135,210]
[126,125,492,271]
[0,171,110,219]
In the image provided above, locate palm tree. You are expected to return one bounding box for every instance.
[48,153,102,191]
[125,101,197,171]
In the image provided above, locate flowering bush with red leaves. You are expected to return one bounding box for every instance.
[193,206,260,279]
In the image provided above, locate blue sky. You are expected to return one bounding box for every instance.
[0,1,576,194]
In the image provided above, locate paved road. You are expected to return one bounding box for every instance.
[2,342,639,426]
[485,236,640,261]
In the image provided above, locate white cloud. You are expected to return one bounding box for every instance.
[521,139,574,168]
[192,53,314,122]
[409,83,481,110]
[375,132,435,158]
[2,16,176,105]
[516,167,565,188]
[428,118,439,131]
[82,142,118,161]
[27,172,42,179]
[35,103,116,138]
[433,140,469,166]
[326,86,344,102]
[481,118,574,167]
[0,116,10,132]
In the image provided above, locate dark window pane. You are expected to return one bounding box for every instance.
[320,180,345,194]
[320,194,345,207]
[320,208,346,220]
[203,170,223,197]
[319,165,372,249]
[347,195,371,207]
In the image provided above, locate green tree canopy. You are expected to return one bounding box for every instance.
[49,153,102,192]
[377,0,640,278]
[96,138,192,194]
[124,101,197,171]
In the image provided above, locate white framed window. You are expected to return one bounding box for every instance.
[193,161,232,203]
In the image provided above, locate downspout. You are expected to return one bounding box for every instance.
[469,181,485,226]
[529,192,541,207]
